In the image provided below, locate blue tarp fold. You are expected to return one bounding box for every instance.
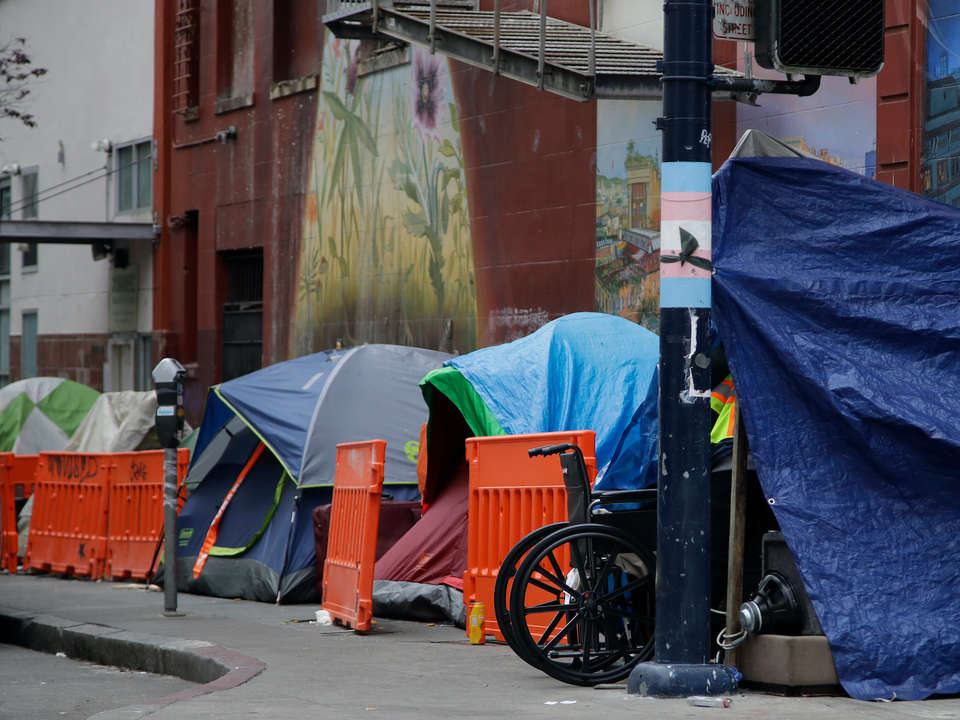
[712,157,960,700]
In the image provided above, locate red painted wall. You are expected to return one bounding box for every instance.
[877,0,925,191]
[154,0,319,423]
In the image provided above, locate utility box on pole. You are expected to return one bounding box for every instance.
[754,0,885,78]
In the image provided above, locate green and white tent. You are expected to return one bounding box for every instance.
[0,377,100,454]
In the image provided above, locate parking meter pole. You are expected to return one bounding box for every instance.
[627,0,737,697]
[153,357,186,618]
[163,446,179,615]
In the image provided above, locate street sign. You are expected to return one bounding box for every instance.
[714,0,755,40]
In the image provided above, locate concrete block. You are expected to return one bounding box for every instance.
[738,634,839,688]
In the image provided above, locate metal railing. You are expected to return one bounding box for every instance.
[325,0,601,83]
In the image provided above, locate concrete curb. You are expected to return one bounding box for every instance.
[0,605,266,717]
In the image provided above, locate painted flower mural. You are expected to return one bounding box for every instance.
[412,50,443,137]
[294,37,476,355]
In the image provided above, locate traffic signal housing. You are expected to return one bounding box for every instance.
[755,0,884,79]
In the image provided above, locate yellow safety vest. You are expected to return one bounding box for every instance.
[710,375,736,444]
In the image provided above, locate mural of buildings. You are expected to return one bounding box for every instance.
[922,1,960,207]
[595,101,663,331]
[735,48,878,177]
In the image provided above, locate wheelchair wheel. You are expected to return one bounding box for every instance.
[493,522,566,656]
[508,523,655,686]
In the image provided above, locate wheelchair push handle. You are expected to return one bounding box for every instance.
[528,443,579,458]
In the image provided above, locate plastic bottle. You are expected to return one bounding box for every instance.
[468,602,486,645]
[687,696,732,708]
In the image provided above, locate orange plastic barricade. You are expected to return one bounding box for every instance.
[106,448,190,581]
[322,439,387,632]
[0,454,39,573]
[463,431,597,642]
[25,453,112,578]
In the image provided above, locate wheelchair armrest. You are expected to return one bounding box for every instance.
[588,489,657,515]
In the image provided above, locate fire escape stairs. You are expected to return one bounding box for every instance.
[323,1,741,102]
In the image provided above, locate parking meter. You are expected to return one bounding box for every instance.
[152,357,186,615]
[152,357,186,448]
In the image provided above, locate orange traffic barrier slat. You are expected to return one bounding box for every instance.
[0,454,38,573]
[106,448,190,581]
[322,439,387,632]
[463,431,597,642]
[25,453,112,578]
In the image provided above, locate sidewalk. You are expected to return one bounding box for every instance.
[1,574,956,720]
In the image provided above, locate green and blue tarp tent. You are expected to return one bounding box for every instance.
[0,377,100,453]
[175,344,450,603]
[374,312,661,593]
[417,312,660,506]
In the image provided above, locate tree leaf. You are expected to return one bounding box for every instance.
[403,209,429,238]
[352,113,379,157]
[439,139,458,157]
[449,102,459,133]
[325,128,348,206]
[403,178,420,205]
[324,91,352,122]
[348,125,364,198]
[661,255,680,264]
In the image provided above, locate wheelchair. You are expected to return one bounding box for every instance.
[492,442,659,686]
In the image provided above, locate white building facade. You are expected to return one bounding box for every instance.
[0,0,155,391]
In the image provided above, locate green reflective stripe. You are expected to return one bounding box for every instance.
[420,367,505,439]
[213,386,298,482]
[208,470,289,557]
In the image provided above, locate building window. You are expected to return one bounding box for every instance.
[136,333,153,391]
[217,0,255,103]
[21,311,37,379]
[0,179,10,387]
[630,182,649,230]
[273,0,320,83]
[221,249,263,382]
[116,140,152,213]
[0,177,10,221]
[20,171,38,268]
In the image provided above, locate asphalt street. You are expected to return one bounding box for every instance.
[0,643,196,720]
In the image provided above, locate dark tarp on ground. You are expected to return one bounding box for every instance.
[712,156,960,700]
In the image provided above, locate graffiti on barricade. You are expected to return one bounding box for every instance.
[47,455,100,483]
[130,460,148,482]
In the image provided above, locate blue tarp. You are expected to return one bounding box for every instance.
[449,312,659,490]
[712,157,960,700]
